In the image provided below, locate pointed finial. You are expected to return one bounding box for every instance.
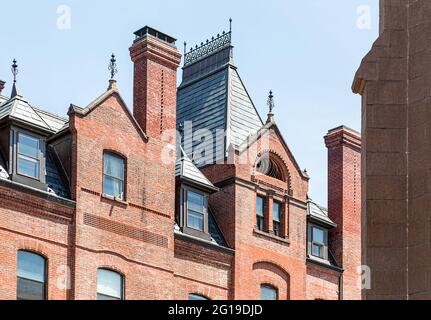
[266,90,275,124]
[268,90,275,113]
[184,42,187,54]
[11,59,19,98]
[108,53,118,80]
[11,59,18,83]
[229,18,233,32]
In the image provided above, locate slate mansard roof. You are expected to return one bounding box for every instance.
[0,92,70,198]
[177,31,263,166]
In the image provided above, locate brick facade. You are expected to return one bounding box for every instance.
[0,25,361,300]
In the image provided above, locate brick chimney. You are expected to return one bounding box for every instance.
[129,26,181,140]
[324,126,361,300]
[0,80,5,95]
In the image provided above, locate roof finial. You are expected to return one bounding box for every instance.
[108,53,118,80]
[184,42,187,55]
[107,54,118,90]
[268,90,275,113]
[11,59,19,98]
[266,90,275,123]
[229,18,232,32]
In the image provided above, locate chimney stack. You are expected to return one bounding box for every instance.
[0,80,5,95]
[129,26,181,140]
[325,126,361,300]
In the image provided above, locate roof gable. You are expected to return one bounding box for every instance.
[69,83,148,141]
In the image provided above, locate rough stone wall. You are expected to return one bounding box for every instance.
[354,0,431,299]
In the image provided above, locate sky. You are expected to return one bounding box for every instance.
[0,0,379,206]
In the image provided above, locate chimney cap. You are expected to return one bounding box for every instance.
[134,26,176,45]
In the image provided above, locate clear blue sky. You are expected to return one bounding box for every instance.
[0,0,378,206]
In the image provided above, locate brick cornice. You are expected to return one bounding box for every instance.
[324,126,361,152]
[129,35,181,70]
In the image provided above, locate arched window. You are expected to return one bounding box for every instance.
[260,284,278,300]
[103,152,126,200]
[17,251,47,300]
[256,156,284,181]
[97,268,124,300]
[189,293,209,300]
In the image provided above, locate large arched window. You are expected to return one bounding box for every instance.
[256,155,285,182]
[103,152,126,200]
[97,268,124,300]
[260,284,278,300]
[17,250,47,300]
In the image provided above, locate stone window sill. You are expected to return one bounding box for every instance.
[101,193,128,206]
[253,228,290,245]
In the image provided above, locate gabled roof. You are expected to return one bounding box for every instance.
[177,36,263,166]
[69,81,148,141]
[236,117,309,180]
[307,200,336,228]
[175,147,218,192]
[0,94,68,133]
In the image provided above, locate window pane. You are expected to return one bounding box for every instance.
[187,210,204,231]
[313,227,325,244]
[189,294,208,300]
[103,176,124,199]
[97,294,121,300]
[312,244,323,258]
[17,251,46,301]
[18,156,39,179]
[17,251,45,282]
[256,196,264,216]
[17,278,45,300]
[188,191,204,213]
[97,269,123,300]
[18,133,39,158]
[273,202,281,222]
[261,285,277,300]
[104,153,124,180]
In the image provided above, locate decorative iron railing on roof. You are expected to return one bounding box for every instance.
[184,31,232,67]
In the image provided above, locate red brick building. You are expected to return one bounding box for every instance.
[0,25,361,300]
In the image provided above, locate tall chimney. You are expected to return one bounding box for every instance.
[129,26,181,140]
[325,126,361,300]
[0,80,5,95]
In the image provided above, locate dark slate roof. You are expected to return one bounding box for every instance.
[0,94,68,133]
[175,147,217,191]
[177,37,263,167]
[46,149,69,198]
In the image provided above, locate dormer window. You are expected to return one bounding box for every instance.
[178,186,211,241]
[17,133,41,179]
[11,128,46,186]
[308,225,328,260]
[187,190,206,231]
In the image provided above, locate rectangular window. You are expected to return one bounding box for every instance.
[103,152,125,200]
[256,196,265,231]
[273,202,281,237]
[187,191,205,231]
[17,133,41,180]
[311,226,327,259]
